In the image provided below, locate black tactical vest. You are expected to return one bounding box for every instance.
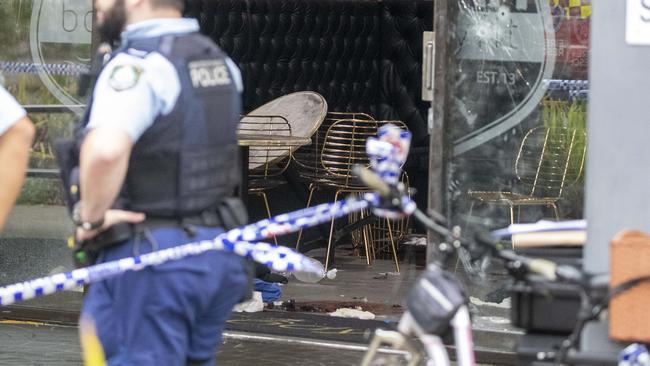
[82,32,241,218]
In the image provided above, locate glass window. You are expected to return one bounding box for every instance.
[1,0,91,292]
[442,0,589,301]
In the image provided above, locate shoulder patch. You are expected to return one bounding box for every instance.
[108,65,143,91]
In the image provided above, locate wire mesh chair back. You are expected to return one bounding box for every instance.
[292,112,375,183]
[514,126,587,199]
[238,115,292,179]
[321,118,380,188]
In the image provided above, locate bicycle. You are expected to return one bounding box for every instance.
[354,166,650,366]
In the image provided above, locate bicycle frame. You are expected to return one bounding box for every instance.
[360,305,475,366]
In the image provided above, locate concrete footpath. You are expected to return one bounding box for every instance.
[0,321,502,366]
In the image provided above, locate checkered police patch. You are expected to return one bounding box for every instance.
[108,64,143,91]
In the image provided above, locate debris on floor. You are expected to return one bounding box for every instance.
[401,235,428,246]
[329,307,376,320]
[470,296,511,308]
[271,300,402,316]
[373,272,400,280]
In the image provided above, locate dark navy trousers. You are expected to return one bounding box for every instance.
[81,226,248,366]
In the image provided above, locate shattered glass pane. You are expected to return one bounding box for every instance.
[445,0,590,300]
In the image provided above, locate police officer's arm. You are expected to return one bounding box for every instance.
[76,54,179,240]
[0,117,35,230]
[0,86,35,230]
[78,128,139,225]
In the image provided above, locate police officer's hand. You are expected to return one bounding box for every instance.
[76,209,146,242]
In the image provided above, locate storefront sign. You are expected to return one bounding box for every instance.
[37,0,92,44]
[452,1,556,156]
[30,0,92,109]
[626,0,650,45]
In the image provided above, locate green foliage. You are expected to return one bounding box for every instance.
[1,1,88,204]
[541,99,587,179]
[16,177,65,205]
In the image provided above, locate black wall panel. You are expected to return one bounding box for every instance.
[186,0,432,144]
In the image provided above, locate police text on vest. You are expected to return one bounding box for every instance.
[189,60,231,88]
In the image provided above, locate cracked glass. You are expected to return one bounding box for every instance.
[444,0,590,304]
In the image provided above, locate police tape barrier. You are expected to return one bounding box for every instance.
[0,194,378,306]
[0,124,413,306]
[0,61,89,76]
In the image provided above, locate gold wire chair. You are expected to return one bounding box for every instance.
[294,115,409,272]
[319,118,382,270]
[238,115,293,244]
[292,112,376,184]
[467,126,587,225]
[293,112,375,253]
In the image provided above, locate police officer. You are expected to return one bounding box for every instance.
[0,85,35,230]
[72,0,248,364]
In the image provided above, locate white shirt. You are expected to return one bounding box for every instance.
[0,85,26,135]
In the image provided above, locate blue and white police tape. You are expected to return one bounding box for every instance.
[366,124,411,185]
[0,239,323,306]
[0,61,89,76]
[620,344,650,366]
[226,193,375,242]
[0,193,379,306]
[0,125,417,306]
[365,124,415,219]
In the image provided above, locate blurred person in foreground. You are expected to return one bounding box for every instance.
[0,85,35,230]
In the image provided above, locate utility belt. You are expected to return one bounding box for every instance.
[72,197,248,268]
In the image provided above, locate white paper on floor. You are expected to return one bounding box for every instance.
[329,307,376,320]
[233,291,264,313]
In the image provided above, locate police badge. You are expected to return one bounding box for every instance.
[108,64,143,91]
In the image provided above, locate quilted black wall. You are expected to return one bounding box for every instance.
[185,0,433,145]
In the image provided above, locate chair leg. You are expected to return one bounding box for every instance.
[463,201,476,232]
[259,191,278,246]
[457,200,477,273]
[361,211,372,266]
[349,209,362,255]
[325,190,342,270]
[509,204,515,225]
[360,206,374,265]
[295,185,316,250]
[367,209,376,261]
[386,219,400,273]
[551,203,560,221]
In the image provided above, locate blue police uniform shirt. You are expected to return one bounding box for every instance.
[0,85,27,135]
[86,18,243,142]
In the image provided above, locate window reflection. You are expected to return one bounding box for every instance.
[448,0,590,231]
[0,1,90,287]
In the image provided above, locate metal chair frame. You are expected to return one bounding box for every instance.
[238,115,293,244]
[294,115,409,272]
[467,126,587,226]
